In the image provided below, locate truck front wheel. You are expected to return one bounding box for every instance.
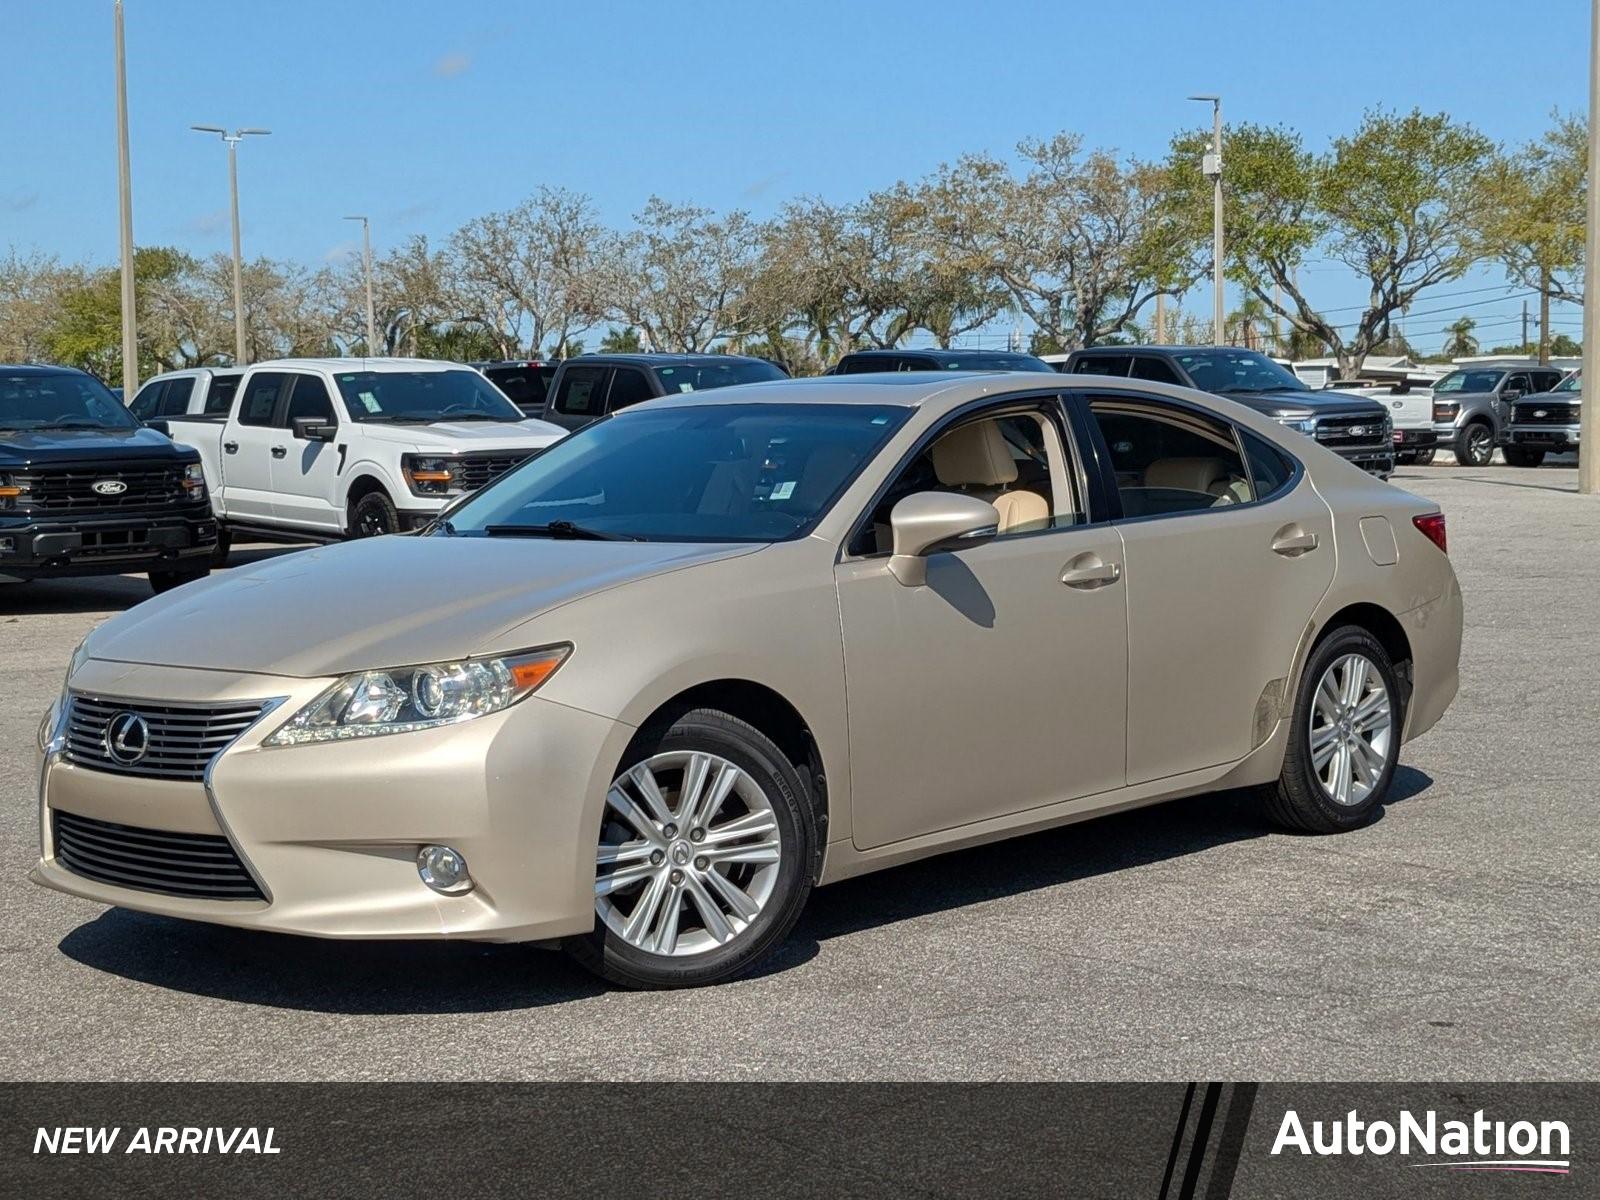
[1502,446,1545,468]
[349,490,399,538]
[1454,421,1494,466]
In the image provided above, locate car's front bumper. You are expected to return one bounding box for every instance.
[0,509,215,581]
[1506,424,1581,451]
[1334,447,1395,478]
[30,658,633,943]
[1392,427,1438,449]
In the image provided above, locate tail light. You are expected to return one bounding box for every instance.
[1412,512,1447,554]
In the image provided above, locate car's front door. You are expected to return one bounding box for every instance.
[223,371,291,523]
[272,372,344,533]
[1077,390,1336,784]
[835,399,1129,850]
[1497,373,1532,430]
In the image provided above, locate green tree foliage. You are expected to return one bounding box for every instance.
[1441,316,1479,358]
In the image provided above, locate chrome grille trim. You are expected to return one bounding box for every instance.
[51,809,265,900]
[62,694,268,782]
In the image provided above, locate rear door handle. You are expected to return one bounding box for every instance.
[223,441,239,454]
[1271,525,1319,556]
[270,446,287,459]
[1061,553,1121,589]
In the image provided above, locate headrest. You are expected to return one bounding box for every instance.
[931,421,1018,487]
[1144,457,1231,495]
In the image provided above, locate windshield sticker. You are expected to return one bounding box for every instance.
[770,481,796,500]
[678,383,694,393]
[358,391,382,413]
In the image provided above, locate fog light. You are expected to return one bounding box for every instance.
[417,845,473,895]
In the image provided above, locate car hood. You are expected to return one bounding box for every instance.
[82,535,762,677]
[1220,388,1389,419]
[0,425,195,468]
[355,419,565,450]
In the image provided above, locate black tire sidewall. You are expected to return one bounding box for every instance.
[1455,422,1493,466]
[350,491,398,538]
[569,709,816,989]
[148,567,210,595]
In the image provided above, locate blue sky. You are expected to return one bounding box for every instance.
[3,0,1590,353]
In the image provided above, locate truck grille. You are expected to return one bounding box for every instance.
[63,695,267,782]
[455,451,536,492]
[1513,402,1579,425]
[52,810,264,900]
[10,464,190,512]
[1315,413,1392,448]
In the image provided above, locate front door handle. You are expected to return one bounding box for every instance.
[1061,552,1121,589]
[223,441,239,454]
[270,445,287,459]
[1271,524,1319,556]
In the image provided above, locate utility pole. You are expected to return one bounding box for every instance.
[1189,94,1224,344]
[114,0,138,397]
[1273,281,1283,355]
[345,215,377,356]
[1154,293,1167,343]
[190,125,270,365]
[1521,299,1529,354]
[1584,0,1600,495]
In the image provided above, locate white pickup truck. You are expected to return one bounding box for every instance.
[146,358,564,558]
[1320,381,1438,465]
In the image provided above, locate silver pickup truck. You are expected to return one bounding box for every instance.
[1431,364,1566,465]
[1503,370,1581,467]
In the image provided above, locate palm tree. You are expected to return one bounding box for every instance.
[1441,317,1479,359]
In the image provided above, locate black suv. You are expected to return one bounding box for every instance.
[1,365,216,592]
[1062,345,1395,477]
[542,354,788,432]
[473,360,558,417]
[830,348,1055,374]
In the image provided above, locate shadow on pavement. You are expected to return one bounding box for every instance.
[56,766,1434,1012]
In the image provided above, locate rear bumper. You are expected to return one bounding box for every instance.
[1398,578,1463,743]
[0,509,215,581]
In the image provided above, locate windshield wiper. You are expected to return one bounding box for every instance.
[429,413,510,422]
[483,521,641,542]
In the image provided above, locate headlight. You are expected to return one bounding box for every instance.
[0,472,26,511]
[264,645,570,745]
[1277,417,1318,435]
[402,454,461,497]
[181,461,206,498]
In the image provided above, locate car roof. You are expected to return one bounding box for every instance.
[624,371,1070,415]
[569,353,770,366]
[249,357,468,373]
[0,363,95,377]
[844,348,1032,359]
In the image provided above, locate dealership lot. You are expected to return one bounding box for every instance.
[3,463,1597,1081]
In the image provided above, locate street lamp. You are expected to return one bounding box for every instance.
[190,124,270,365]
[1188,94,1225,344]
[344,215,378,357]
[114,1,138,398]
[1581,0,1600,495]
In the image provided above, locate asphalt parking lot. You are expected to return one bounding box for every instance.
[3,463,1598,1082]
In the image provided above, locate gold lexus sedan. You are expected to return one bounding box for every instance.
[32,372,1462,988]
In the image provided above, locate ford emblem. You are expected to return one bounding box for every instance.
[92,480,128,496]
[1534,409,1548,418]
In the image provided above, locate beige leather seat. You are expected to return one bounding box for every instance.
[930,422,1049,533]
[1143,457,1252,505]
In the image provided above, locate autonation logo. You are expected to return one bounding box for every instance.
[1272,1108,1571,1175]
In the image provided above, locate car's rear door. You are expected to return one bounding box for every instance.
[1072,388,1336,784]
[271,371,344,533]
[222,371,291,523]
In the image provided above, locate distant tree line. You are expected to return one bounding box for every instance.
[0,108,1585,382]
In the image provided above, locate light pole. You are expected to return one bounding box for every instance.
[114,1,138,397]
[190,124,269,365]
[1188,94,1225,344]
[344,215,378,356]
[1581,0,1600,495]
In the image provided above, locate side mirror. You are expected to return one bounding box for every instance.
[292,416,337,442]
[1502,390,1522,402]
[887,492,1000,586]
[145,419,170,437]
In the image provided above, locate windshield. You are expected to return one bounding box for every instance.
[1174,350,1306,393]
[1556,372,1581,393]
[651,360,786,393]
[930,354,1053,372]
[481,365,552,410]
[444,403,909,543]
[0,371,140,432]
[1434,369,1505,394]
[332,369,525,423]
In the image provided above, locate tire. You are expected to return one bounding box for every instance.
[1454,421,1494,466]
[149,566,210,595]
[1413,448,1436,466]
[349,490,399,538]
[1502,446,1545,468]
[211,523,232,567]
[1257,626,1403,834]
[1396,452,1416,466]
[565,707,818,989]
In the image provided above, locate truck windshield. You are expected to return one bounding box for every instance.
[652,360,787,393]
[332,369,525,423]
[443,402,909,543]
[1434,369,1505,393]
[1556,373,1581,392]
[1175,350,1306,393]
[0,372,139,432]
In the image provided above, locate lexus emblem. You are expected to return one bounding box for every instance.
[104,712,150,765]
[92,480,128,496]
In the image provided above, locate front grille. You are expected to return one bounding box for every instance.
[1315,414,1392,448]
[12,464,189,512]
[455,451,536,492]
[1513,402,1579,425]
[52,809,263,900]
[63,695,267,782]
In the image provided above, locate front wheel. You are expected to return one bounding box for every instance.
[349,490,398,538]
[1502,446,1545,468]
[211,523,232,567]
[149,565,209,595]
[566,708,817,989]
[1454,421,1494,466]
[1257,626,1403,833]
[1413,447,1436,466]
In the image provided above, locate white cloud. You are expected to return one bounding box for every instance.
[433,52,471,79]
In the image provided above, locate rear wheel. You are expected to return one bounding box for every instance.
[1258,626,1402,834]
[1454,421,1494,466]
[149,565,209,594]
[1413,447,1436,466]
[211,523,232,566]
[566,708,816,989]
[349,490,398,538]
[1502,445,1545,468]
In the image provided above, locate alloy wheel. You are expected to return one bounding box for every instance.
[1308,653,1393,807]
[1465,425,1492,465]
[595,751,783,957]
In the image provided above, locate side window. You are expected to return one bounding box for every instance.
[1073,355,1132,377]
[282,374,336,427]
[1535,370,1562,393]
[851,405,1080,556]
[837,355,889,374]
[608,368,655,411]
[1504,374,1531,395]
[1130,356,1183,385]
[159,377,195,416]
[552,366,611,416]
[1242,430,1297,501]
[128,380,165,420]
[237,372,289,427]
[896,357,931,372]
[1088,396,1254,518]
[205,375,240,416]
